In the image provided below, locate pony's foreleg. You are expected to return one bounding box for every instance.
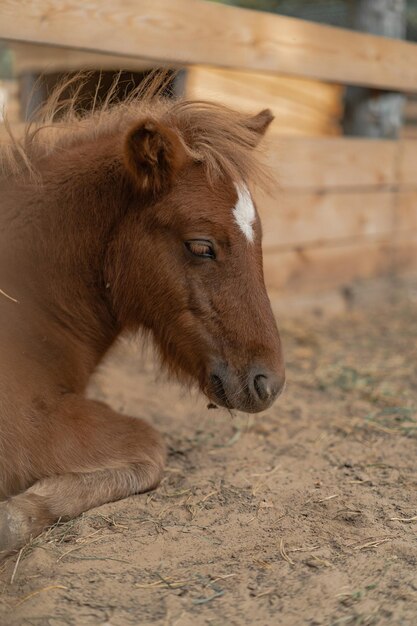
[0,398,166,554]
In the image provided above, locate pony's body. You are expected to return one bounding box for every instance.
[0,83,284,552]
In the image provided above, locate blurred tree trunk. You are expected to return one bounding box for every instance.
[344,0,406,138]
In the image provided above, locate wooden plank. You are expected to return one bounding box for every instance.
[187,67,343,116]
[400,126,417,140]
[395,191,417,231]
[267,137,397,190]
[263,233,417,293]
[404,100,417,120]
[391,234,417,275]
[0,122,398,189]
[257,190,394,250]
[186,66,342,137]
[0,124,400,191]
[263,239,392,293]
[2,0,417,92]
[9,43,157,74]
[0,119,403,191]
[398,140,417,186]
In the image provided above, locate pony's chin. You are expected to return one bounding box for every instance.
[204,394,264,414]
[204,384,252,413]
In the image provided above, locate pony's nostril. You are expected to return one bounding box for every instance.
[253,374,271,402]
[210,374,228,406]
[209,365,283,412]
[211,374,222,394]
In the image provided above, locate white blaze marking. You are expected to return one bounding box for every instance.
[233,183,256,242]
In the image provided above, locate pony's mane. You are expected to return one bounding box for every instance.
[0,72,272,189]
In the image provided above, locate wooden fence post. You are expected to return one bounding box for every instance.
[344,0,406,138]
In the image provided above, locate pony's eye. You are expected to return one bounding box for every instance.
[185,240,215,259]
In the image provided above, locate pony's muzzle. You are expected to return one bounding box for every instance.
[207,363,285,413]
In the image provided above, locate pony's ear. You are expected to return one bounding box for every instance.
[124,119,188,196]
[245,109,274,145]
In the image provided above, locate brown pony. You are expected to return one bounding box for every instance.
[0,77,285,553]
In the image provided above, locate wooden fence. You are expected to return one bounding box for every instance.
[1,0,417,305]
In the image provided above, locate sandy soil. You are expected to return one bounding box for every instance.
[0,294,416,626]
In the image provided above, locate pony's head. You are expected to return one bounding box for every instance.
[108,100,285,413]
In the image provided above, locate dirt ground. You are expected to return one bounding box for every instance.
[0,288,416,626]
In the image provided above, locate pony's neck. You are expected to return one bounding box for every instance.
[2,132,134,378]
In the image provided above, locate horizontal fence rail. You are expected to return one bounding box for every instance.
[259,138,417,294]
[2,127,415,192]
[1,0,417,92]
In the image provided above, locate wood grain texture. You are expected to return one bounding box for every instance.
[2,0,417,92]
[267,137,398,189]
[263,230,417,293]
[186,66,343,137]
[264,237,417,292]
[9,43,157,74]
[263,239,394,293]
[258,190,394,250]
[391,234,417,275]
[395,191,417,231]
[398,141,417,186]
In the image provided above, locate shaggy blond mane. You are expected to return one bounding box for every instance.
[0,72,272,189]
